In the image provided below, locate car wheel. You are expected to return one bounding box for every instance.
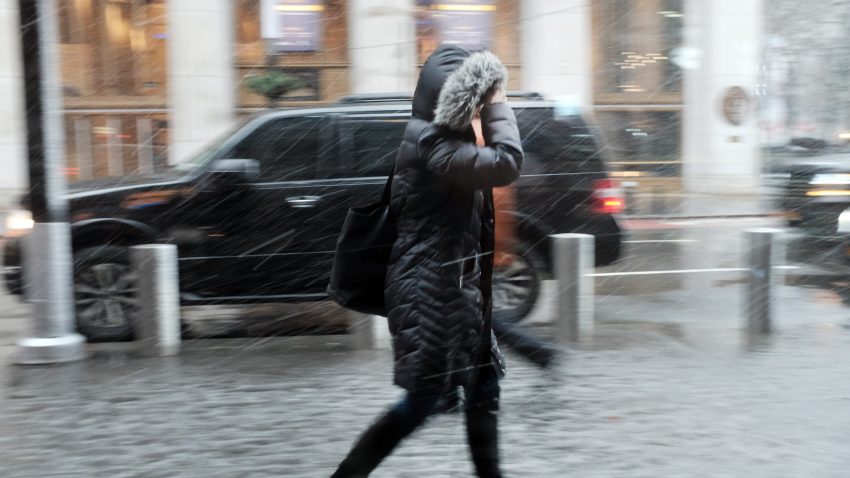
[73,245,136,341]
[491,240,543,324]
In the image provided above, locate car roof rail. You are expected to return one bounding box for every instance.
[506,91,545,101]
[336,93,414,104]
[336,91,547,105]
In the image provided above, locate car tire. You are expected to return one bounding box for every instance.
[491,239,544,324]
[73,245,136,342]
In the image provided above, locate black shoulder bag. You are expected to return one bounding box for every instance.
[327,167,397,317]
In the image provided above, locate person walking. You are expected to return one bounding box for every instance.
[330,45,523,478]
[472,116,559,370]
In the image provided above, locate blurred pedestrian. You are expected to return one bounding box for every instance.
[331,45,523,478]
[491,314,557,368]
[473,116,559,370]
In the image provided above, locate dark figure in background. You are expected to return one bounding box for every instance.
[491,315,558,368]
[473,116,559,371]
[331,46,523,478]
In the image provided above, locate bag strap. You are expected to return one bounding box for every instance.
[380,164,396,204]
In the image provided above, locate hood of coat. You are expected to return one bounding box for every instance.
[411,46,508,132]
[411,45,469,123]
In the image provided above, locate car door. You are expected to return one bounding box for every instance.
[306,110,409,287]
[188,113,339,298]
[514,107,604,221]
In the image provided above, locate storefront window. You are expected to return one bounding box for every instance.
[65,114,169,183]
[58,0,167,99]
[264,0,324,52]
[236,0,347,105]
[594,0,683,100]
[660,0,683,92]
[416,1,496,62]
[596,111,682,177]
[599,0,635,94]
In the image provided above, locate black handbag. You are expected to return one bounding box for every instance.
[327,167,397,316]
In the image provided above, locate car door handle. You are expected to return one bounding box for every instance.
[286,196,321,208]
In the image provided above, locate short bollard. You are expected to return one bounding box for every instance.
[131,245,181,356]
[348,311,391,350]
[745,229,784,334]
[551,233,595,342]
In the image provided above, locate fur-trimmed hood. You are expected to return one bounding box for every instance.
[434,51,508,131]
[411,46,508,132]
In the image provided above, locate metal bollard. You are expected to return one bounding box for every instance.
[17,223,86,364]
[745,229,784,334]
[623,181,638,215]
[551,233,595,342]
[348,311,391,350]
[651,186,665,215]
[131,245,181,356]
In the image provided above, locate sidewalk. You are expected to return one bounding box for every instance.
[624,191,781,219]
[0,291,31,366]
[1,281,849,477]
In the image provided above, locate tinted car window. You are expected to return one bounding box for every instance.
[229,115,329,182]
[515,107,604,174]
[336,116,406,178]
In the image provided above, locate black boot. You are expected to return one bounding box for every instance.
[465,408,503,478]
[331,410,424,477]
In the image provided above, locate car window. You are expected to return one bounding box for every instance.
[515,107,604,174]
[335,116,407,178]
[228,115,330,182]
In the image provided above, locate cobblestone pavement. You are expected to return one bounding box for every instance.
[3,216,850,477]
[2,282,850,478]
[0,289,31,365]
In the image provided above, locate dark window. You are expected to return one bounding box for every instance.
[595,110,682,177]
[229,115,329,182]
[599,0,635,93]
[337,117,406,178]
[661,0,684,93]
[515,108,604,174]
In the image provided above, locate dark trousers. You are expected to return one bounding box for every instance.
[491,315,556,368]
[331,371,502,478]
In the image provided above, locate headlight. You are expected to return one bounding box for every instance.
[810,173,850,185]
[806,173,850,197]
[4,210,34,236]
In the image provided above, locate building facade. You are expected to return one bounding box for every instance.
[0,0,764,212]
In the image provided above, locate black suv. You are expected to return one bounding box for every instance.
[780,153,850,237]
[2,95,623,340]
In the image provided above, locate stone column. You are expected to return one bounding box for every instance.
[682,0,764,194]
[0,0,27,210]
[167,0,235,164]
[520,0,592,107]
[347,0,416,94]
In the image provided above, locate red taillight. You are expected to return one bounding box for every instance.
[592,179,625,214]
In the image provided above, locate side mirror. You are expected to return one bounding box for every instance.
[209,159,259,183]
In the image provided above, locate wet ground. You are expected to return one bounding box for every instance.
[2,216,850,476]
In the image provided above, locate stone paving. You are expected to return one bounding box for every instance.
[3,217,850,477]
[2,284,850,478]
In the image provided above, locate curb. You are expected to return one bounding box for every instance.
[623,212,783,221]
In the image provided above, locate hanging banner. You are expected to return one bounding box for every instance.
[431,1,495,51]
[261,0,324,52]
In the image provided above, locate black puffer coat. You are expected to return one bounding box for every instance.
[385,46,524,394]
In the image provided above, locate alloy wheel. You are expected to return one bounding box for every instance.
[74,262,138,329]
